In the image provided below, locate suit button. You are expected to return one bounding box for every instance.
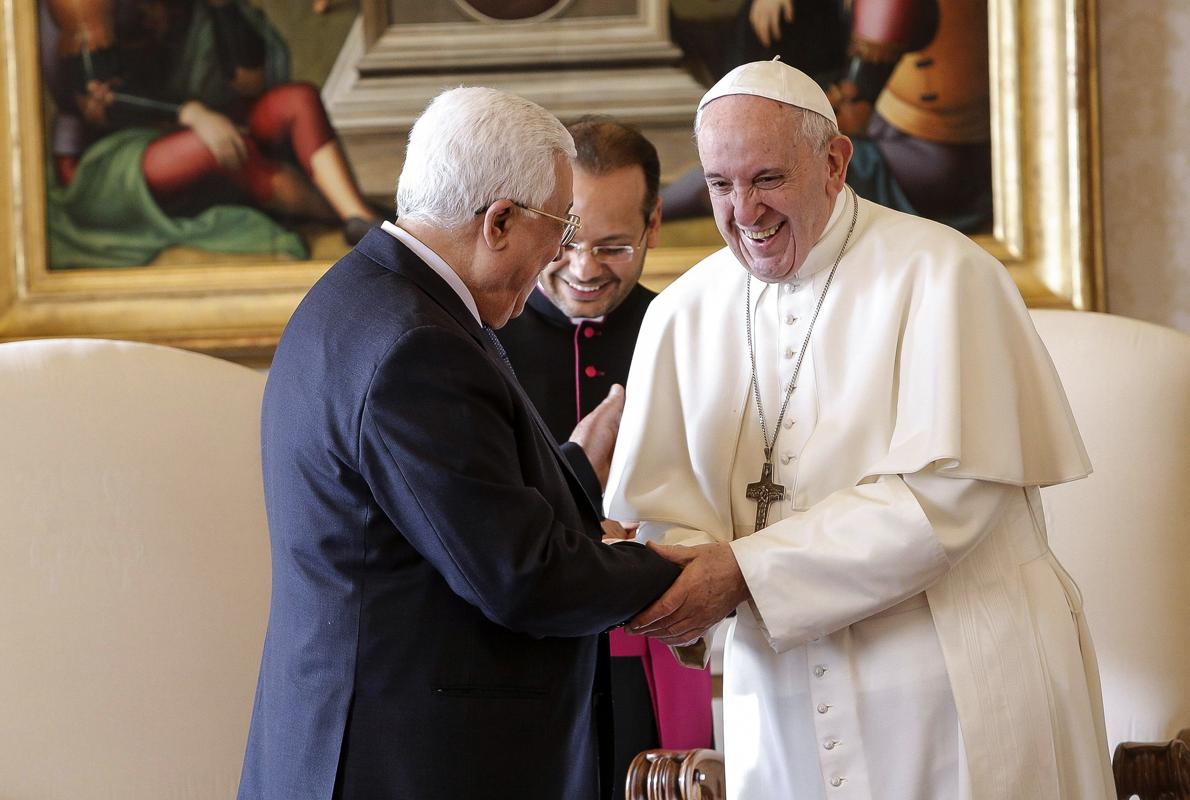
[583,327,596,338]
[584,365,599,378]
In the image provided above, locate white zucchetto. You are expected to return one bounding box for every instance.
[698,58,838,127]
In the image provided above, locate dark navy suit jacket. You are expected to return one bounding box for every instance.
[238,229,679,800]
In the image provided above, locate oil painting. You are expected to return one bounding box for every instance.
[0,0,1102,359]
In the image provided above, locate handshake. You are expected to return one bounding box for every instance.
[569,384,750,648]
[617,536,749,648]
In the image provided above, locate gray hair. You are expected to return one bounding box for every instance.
[694,101,839,154]
[396,87,577,229]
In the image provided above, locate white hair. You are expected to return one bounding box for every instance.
[694,101,839,154]
[396,87,576,229]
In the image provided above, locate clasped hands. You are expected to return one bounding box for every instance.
[623,541,750,647]
[569,387,748,645]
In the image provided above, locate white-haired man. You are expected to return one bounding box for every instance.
[607,61,1115,799]
[238,87,680,800]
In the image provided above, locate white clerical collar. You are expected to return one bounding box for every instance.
[747,188,852,315]
[382,221,482,325]
[793,188,850,281]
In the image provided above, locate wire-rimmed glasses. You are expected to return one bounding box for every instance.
[511,202,582,248]
[560,228,648,264]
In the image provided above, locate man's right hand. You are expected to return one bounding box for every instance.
[568,384,625,489]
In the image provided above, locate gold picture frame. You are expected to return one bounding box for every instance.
[0,0,1103,362]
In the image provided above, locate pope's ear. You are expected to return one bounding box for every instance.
[480,200,516,251]
[826,134,853,189]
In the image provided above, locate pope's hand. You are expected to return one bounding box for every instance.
[627,542,750,646]
[568,384,624,489]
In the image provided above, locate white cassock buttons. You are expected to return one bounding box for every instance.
[783,418,795,429]
[814,665,827,677]
[780,454,792,465]
[823,739,839,750]
[817,703,830,714]
[783,347,795,359]
[830,777,844,788]
[784,314,797,325]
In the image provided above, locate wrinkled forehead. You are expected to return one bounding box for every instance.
[697,97,809,164]
[698,95,802,140]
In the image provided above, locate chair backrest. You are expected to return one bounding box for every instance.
[1032,310,1190,749]
[0,338,270,797]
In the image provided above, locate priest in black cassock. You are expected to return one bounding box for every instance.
[499,118,713,800]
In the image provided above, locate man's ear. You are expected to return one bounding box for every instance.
[825,134,853,192]
[481,199,516,251]
[645,197,662,249]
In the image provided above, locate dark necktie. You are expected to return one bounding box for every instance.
[481,326,516,377]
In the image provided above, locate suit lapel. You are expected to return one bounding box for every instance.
[479,336,601,520]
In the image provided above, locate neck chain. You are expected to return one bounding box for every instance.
[745,186,857,531]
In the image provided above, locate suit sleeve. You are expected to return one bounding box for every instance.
[559,441,603,516]
[358,325,679,638]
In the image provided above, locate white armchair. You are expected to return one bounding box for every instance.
[1032,310,1190,798]
[0,339,271,798]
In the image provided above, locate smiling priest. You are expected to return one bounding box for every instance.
[498,118,713,800]
[605,60,1115,800]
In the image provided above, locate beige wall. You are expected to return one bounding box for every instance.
[1099,0,1190,332]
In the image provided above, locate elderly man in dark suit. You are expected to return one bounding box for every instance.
[237,87,680,800]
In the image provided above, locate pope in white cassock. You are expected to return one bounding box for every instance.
[606,60,1116,800]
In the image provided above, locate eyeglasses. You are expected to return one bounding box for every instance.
[560,228,648,265]
[476,201,581,248]
[513,202,582,248]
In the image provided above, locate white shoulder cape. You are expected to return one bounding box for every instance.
[607,197,1090,535]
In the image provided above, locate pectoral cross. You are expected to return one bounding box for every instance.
[746,452,785,532]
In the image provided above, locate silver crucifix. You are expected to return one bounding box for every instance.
[746,457,785,532]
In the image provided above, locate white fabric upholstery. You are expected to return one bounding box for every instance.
[0,338,270,798]
[1032,310,1190,749]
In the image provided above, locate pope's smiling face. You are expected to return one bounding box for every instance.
[536,164,658,319]
[697,95,849,283]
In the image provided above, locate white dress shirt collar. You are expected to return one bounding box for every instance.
[381,221,482,325]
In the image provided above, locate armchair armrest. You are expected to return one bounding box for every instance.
[626,748,725,800]
[1112,728,1190,800]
